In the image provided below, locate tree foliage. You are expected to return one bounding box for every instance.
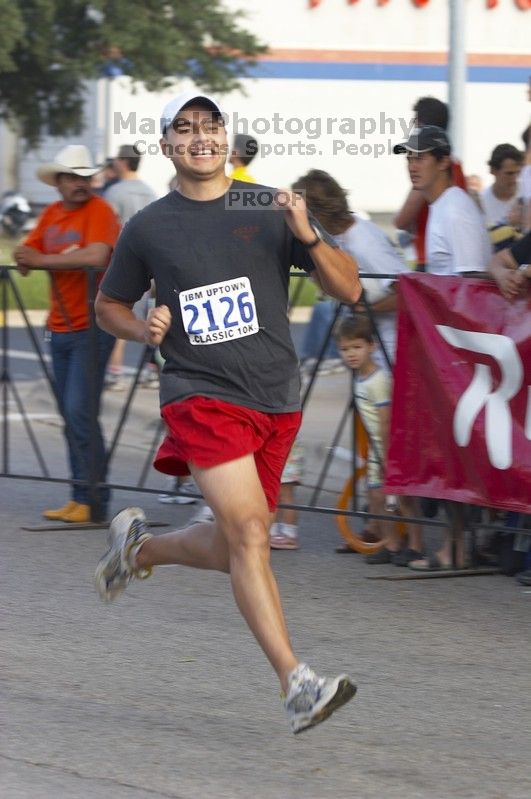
[0,1,267,144]
[0,2,24,73]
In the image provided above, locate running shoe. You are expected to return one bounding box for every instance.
[94,507,153,602]
[284,663,356,734]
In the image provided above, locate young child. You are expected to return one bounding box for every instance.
[335,317,423,565]
[269,441,304,550]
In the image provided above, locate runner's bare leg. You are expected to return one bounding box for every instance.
[194,456,298,691]
[135,454,298,690]
[137,520,231,572]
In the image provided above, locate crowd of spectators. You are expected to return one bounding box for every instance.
[8,91,531,583]
[289,95,530,580]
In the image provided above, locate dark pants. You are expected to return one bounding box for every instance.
[50,328,115,513]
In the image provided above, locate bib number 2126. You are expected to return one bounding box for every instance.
[178,276,259,345]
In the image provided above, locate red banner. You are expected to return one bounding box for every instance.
[385,274,531,513]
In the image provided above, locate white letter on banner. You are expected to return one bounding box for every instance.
[435,326,524,470]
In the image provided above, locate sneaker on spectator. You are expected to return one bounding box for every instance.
[139,365,160,389]
[270,522,300,550]
[284,663,356,734]
[188,504,215,525]
[158,478,199,505]
[94,507,153,602]
[104,371,126,392]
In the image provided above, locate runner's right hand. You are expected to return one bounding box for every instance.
[145,304,171,345]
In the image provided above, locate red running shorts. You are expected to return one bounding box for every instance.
[154,396,302,511]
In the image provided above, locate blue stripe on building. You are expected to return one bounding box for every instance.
[247,62,529,83]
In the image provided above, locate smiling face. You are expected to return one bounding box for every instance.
[160,103,228,183]
[56,173,93,208]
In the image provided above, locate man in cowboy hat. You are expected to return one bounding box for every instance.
[14,144,121,523]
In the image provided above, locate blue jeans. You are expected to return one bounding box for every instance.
[301,300,340,361]
[50,327,115,514]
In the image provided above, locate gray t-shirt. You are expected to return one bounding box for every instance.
[100,182,331,412]
[105,179,157,224]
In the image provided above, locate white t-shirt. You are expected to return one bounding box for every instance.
[354,368,391,479]
[480,185,515,227]
[426,187,492,275]
[518,164,531,202]
[334,216,407,366]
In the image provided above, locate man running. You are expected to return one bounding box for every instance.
[93,90,361,733]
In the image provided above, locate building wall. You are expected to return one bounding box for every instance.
[0,124,18,197]
[224,0,530,53]
[17,0,531,213]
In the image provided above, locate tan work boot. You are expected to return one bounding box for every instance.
[43,500,77,520]
[62,502,91,523]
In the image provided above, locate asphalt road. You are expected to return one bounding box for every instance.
[3,323,307,382]
[2,469,530,799]
[1,355,531,798]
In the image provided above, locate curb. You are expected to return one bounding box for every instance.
[1,309,48,328]
[2,308,311,328]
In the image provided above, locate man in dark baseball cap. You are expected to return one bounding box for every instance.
[391,113,492,581]
[393,99,467,273]
[393,125,451,156]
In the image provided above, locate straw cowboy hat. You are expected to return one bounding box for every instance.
[37,145,102,186]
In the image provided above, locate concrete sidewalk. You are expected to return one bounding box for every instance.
[2,371,531,799]
[1,306,313,329]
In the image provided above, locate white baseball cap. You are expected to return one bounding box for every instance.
[160,90,224,134]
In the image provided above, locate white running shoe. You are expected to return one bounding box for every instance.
[284,663,356,734]
[94,508,153,602]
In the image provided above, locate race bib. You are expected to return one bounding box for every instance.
[178,277,259,346]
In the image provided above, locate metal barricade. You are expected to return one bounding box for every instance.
[1,263,528,577]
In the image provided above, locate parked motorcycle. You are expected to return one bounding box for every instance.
[0,191,34,237]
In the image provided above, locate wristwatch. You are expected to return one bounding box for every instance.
[517,263,530,277]
[301,224,323,249]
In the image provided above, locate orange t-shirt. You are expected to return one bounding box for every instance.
[415,159,467,266]
[24,195,120,332]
